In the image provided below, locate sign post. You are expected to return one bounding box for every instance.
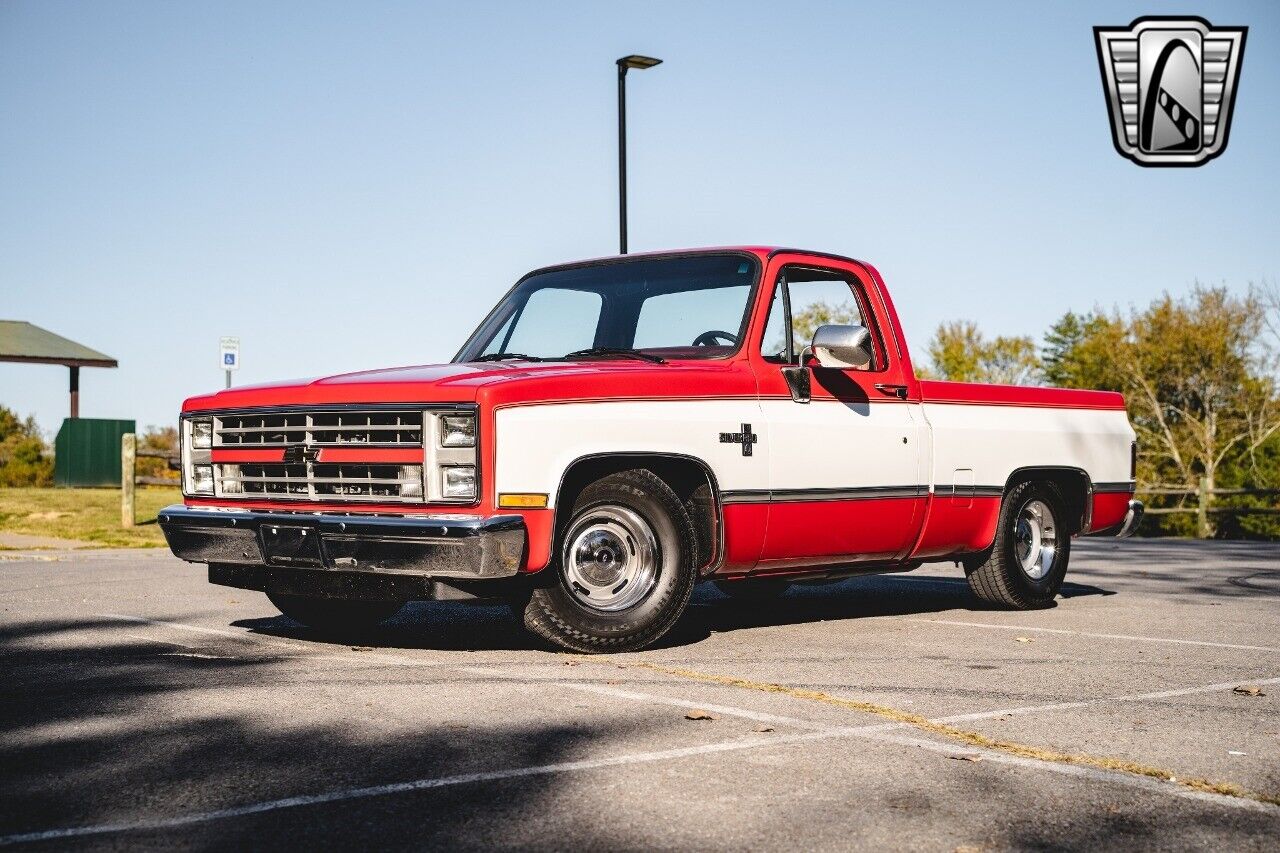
[219,336,240,389]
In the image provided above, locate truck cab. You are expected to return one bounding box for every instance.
[161,248,1141,652]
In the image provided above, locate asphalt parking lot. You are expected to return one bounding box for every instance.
[2,538,1278,850]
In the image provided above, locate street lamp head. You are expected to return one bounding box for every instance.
[617,54,663,71]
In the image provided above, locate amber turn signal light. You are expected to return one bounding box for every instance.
[498,493,549,509]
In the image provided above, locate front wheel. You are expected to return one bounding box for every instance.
[521,469,697,653]
[267,592,406,633]
[965,480,1070,609]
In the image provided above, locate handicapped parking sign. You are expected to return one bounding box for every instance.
[219,336,240,371]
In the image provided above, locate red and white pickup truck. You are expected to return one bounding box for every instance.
[161,248,1142,652]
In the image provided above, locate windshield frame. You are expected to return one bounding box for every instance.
[452,250,764,363]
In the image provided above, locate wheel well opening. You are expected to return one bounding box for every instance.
[1004,467,1091,535]
[555,455,719,571]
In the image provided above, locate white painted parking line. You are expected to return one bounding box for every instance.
[856,730,1280,815]
[50,612,1273,846]
[909,618,1280,653]
[0,730,839,846]
[455,665,844,731]
[936,675,1280,723]
[5,688,1275,846]
[98,614,452,668]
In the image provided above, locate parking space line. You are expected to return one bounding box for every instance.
[938,675,1280,723]
[0,730,838,847]
[855,730,1280,815]
[98,614,453,668]
[907,618,1280,653]
[634,661,1280,809]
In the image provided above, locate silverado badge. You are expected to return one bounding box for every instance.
[719,423,758,457]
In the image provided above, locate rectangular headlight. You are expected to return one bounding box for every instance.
[440,414,476,447]
[191,464,214,495]
[441,466,476,500]
[191,419,213,449]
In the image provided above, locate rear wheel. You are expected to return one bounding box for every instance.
[266,592,405,632]
[965,481,1070,609]
[522,469,697,653]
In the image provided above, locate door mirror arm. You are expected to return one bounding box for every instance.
[782,345,813,403]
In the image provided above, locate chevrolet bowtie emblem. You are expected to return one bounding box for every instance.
[283,445,319,464]
[1094,17,1247,167]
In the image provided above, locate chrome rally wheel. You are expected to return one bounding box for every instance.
[521,469,698,653]
[965,480,1071,609]
[1014,499,1058,580]
[562,505,659,612]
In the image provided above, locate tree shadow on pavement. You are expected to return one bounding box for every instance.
[0,615,646,849]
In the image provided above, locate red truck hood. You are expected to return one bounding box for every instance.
[183,359,755,412]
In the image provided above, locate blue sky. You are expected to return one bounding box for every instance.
[2,0,1277,433]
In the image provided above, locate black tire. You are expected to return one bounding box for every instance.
[522,468,697,653]
[714,578,792,602]
[266,592,405,632]
[965,480,1071,609]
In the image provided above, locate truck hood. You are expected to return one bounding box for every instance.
[183,359,755,412]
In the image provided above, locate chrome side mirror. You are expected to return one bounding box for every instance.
[811,324,874,370]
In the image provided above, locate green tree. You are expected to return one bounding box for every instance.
[772,300,862,356]
[1044,286,1280,537]
[136,425,179,483]
[0,406,54,487]
[924,320,1042,385]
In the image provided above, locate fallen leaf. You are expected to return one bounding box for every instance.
[948,754,983,763]
[1014,637,1034,644]
[752,725,775,733]
[1234,685,1266,697]
[685,709,718,721]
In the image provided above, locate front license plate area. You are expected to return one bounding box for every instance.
[260,524,324,567]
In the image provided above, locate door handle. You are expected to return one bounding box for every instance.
[874,383,909,400]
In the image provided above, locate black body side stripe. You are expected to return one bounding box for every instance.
[721,485,927,504]
[1093,481,1137,493]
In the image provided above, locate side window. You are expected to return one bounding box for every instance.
[499,288,602,357]
[761,267,876,368]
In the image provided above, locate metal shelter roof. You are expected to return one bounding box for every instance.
[0,321,117,368]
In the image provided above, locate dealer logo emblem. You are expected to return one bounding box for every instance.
[1094,17,1246,167]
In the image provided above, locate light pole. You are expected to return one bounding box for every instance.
[616,54,662,255]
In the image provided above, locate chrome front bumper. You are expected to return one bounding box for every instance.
[1116,499,1145,538]
[158,505,525,580]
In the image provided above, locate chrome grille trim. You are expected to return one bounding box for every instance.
[198,406,479,506]
[214,410,424,447]
[217,463,425,501]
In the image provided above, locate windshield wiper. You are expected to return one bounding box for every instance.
[473,352,545,362]
[562,347,666,364]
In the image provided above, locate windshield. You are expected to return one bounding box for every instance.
[454,254,760,362]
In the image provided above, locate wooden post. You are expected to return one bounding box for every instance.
[69,365,80,419]
[1196,476,1210,539]
[121,433,136,528]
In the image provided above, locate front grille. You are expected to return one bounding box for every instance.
[217,463,424,501]
[210,408,437,504]
[215,411,423,447]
